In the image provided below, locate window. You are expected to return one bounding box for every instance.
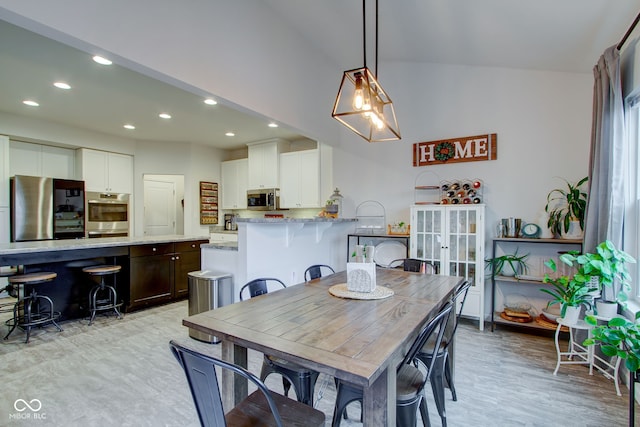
[624,96,640,301]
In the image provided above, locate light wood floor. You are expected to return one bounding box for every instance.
[0,299,635,426]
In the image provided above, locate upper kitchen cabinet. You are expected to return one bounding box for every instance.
[10,141,76,179]
[0,136,8,207]
[76,148,133,194]
[247,139,289,190]
[221,158,248,210]
[279,149,320,208]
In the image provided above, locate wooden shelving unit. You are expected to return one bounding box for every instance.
[490,237,583,332]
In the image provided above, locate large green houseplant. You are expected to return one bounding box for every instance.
[540,259,592,322]
[560,240,635,303]
[544,176,588,238]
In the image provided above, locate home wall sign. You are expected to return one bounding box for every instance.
[413,133,498,167]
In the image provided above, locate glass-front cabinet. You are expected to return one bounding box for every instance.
[410,204,485,330]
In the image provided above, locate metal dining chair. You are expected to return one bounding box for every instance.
[238,277,286,301]
[331,302,453,427]
[304,264,335,281]
[415,280,471,427]
[388,258,437,274]
[169,340,325,427]
[239,277,320,407]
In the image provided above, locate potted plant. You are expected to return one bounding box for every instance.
[584,312,640,425]
[540,259,592,324]
[559,240,636,318]
[486,250,529,277]
[544,176,588,239]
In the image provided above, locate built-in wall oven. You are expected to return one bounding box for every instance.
[85,192,130,238]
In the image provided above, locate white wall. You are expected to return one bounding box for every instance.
[333,62,593,237]
[134,140,224,236]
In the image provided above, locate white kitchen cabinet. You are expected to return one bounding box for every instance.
[247,139,288,189]
[221,158,248,210]
[0,207,8,243]
[0,135,8,207]
[10,141,76,179]
[279,149,320,208]
[410,204,485,330]
[77,148,133,193]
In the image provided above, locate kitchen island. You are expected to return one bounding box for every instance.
[0,235,209,320]
[202,217,357,300]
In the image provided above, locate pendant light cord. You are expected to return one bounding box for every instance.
[362,0,367,70]
[362,0,380,77]
[375,0,378,78]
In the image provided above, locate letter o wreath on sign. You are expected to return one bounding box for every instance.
[435,142,455,161]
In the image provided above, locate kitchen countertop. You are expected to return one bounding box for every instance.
[236,217,357,223]
[0,235,210,256]
[201,242,238,251]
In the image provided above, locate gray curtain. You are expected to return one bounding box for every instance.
[583,46,625,289]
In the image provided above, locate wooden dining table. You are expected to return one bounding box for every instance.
[182,267,463,425]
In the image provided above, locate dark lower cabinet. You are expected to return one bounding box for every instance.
[128,240,207,311]
[173,240,207,299]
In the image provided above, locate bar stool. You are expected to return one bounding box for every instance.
[4,271,63,343]
[82,265,123,325]
[0,267,18,315]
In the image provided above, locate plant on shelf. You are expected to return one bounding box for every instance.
[540,258,592,322]
[583,312,640,425]
[558,240,636,316]
[544,176,588,238]
[485,250,529,277]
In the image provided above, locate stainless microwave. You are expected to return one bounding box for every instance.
[247,189,280,211]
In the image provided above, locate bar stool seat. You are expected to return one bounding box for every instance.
[4,271,63,343]
[82,265,122,325]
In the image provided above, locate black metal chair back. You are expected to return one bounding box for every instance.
[388,258,437,274]
[304,264,335,281]
[239,277,286,301]
[399,302,452,375]
[170,340,284,427]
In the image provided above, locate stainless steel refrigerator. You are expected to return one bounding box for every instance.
[10,175,85,241]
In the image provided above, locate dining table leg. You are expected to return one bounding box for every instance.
[221,340,248,411]
[362,365,396,425]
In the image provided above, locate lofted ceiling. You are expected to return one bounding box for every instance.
[1,0,639,150]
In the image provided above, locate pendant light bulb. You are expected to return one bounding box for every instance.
[353,73,364,110]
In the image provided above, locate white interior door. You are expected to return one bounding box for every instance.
[144,179,176,236]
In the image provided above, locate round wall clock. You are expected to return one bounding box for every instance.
[521,223,541,238]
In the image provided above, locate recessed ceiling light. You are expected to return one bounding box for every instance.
[54,82,71,90]
[225,132,235,137]
[204,98,217,105]
[268,122,278,128]
[93,55,112,65]
[159,113,172,119]
[123,124,136,130]
[23,100,39,107]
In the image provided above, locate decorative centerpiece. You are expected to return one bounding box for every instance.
[328,245,393,300]
[347,244,376,292]
[347,261,377,293]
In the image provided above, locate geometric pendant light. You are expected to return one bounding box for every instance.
[331,0,400,141]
